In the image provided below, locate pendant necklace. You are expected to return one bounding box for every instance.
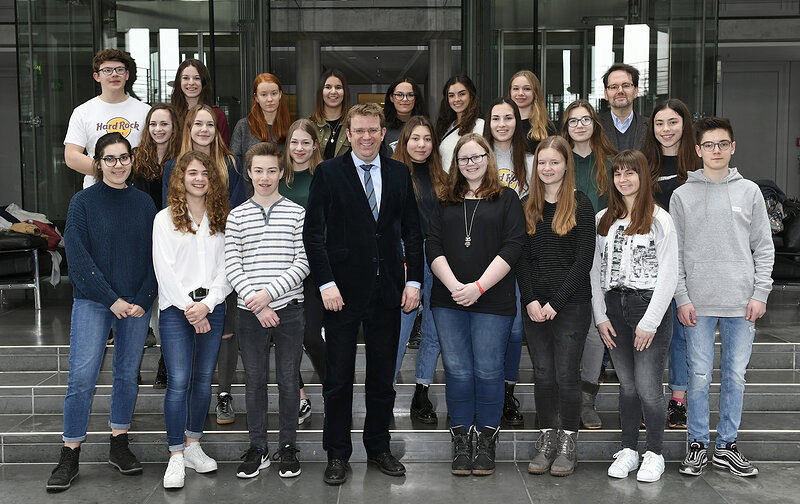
[464,197,481,248]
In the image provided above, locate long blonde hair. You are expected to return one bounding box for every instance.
[509,70,553,142]
[282,119,323,187]
[180,104,235,185]
[525,136,577,235]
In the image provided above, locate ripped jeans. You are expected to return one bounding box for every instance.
[685,316,755,447]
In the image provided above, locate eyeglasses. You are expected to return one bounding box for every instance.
[567,116,593,128]
[606,83,635,91]
[350,128,381,136]
[392,92,415,101]
[699,140,733,152]
[97,66,127,76]
[456,153,488,166]
[101,154,132,167]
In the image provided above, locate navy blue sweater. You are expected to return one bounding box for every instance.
[64,181,158,309]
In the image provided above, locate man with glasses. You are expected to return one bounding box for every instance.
[303,103,423,485]
[64,49,151,189]
[598,63,648,151]
[670,117,773,478]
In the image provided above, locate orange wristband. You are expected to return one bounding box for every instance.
[475,281,485,294]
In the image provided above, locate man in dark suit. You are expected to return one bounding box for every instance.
[303,102,423,485]
[598,63,649,151]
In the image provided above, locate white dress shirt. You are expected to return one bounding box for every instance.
[152,207,232,312]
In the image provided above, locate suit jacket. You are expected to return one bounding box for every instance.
[598,110,649,151]
[303,153,423,312]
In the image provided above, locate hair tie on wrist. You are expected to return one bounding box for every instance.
[475,281,485,294]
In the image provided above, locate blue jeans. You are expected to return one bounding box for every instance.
[395,249,439,385]
[503,283,524,383]
[62,298,151,442]
[686,316,755,447]
[160,304,225,452]
[432,307,513,430]
[668,300,688,391]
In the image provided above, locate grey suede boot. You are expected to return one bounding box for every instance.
[580,381,602,429]
[528,428,558,474]
[550,430,578,476]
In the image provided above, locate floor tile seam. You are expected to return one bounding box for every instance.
[513,461,537,504]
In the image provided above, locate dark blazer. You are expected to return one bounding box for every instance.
[303,153,423,312]
[598,110,649,151]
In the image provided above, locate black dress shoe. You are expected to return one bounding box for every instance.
[324,459,349,485]
[367,452,406,476]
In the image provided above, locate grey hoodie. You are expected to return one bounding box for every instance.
[670,168,774,317]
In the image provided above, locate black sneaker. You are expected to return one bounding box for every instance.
[668,399,687,428]
[216,393,235,424]
[46,446,80,492]
[679,441,708,476]
[472,426,499,476]
[108,433,142,474]
[298,398,312,425]
[237,446,270,479]
[273,444,301,478]
[712,441,758,477]
[502,383,524,427]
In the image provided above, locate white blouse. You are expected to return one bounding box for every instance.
[440,118,485,173]
[152,207,232,312]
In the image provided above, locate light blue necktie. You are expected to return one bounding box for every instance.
[360,164,379,221]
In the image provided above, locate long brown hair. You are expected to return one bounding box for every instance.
[180,104,235,185]
[247,73,290,144]
[560,99,617,196]
[166,150,229,235]
[170,59,215,121]
[643,98,700,188]
[392,116,448,200]
[597,150,655,236]
[133,103,181,182]
[484,97,530,195]
[309,69,351,123]
[436,74,480,139]
[442,133,503,204]
[282,119,323,187]
[525,136,577,235]
[509,70,553,142]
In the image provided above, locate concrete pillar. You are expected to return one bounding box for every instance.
[427,39,452,120]
[296,39,321,119]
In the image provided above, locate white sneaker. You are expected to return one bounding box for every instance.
[184,442,218,473]
[163,454,185,489]
[636,451,665,482]
[607,448,640,478]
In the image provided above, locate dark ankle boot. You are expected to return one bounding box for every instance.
[473,426,499,475]
[550,430,578,476]
[410,384,437,424]
[580,381,602,429]
[46,446,80,491]
[502,383,524,427]
[153,352,167,389]
[108,433,142,474]
[450,425,473,475]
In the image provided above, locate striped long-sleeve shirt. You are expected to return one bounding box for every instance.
[225,197,310,311]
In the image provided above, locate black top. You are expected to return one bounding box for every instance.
[654,155,679,211]
[412,162,437,236]
[131,175,162,210]
[522,121,557,154]
[426,187,525,316]
[515,190,596,312]
[324,118,343,160]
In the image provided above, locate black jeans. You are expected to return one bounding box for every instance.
[299,275,326,388]
[605,289,672,455]
[238,302,305,449]
[523,302,591,432]
[322,284,399,461]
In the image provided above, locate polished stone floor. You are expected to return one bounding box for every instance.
[1,462,798,504]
